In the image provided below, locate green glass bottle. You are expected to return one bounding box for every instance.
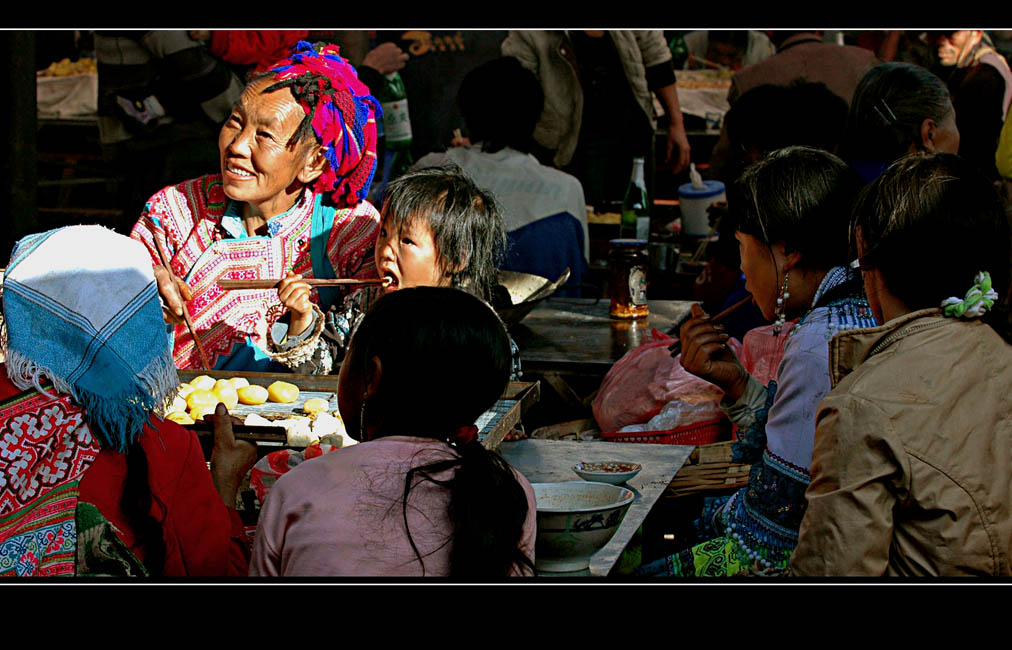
[621,157,650,240]
[669,34,689,70]
[376,72,414,183]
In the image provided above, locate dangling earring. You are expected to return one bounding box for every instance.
[773,271,790,336]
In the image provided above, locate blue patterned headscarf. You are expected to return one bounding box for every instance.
[2,226,179,452]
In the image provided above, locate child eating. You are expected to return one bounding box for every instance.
[267,166,508,375]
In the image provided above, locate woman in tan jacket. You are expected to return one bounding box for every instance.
[791,153,1012,576]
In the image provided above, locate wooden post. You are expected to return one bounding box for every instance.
[0,31,38,262]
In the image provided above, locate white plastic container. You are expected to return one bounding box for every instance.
[678,180,726,237]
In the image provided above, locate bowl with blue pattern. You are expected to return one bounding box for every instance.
[532,481,635,572]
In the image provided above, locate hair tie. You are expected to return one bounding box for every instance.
[448,425,479,448]
[941,271,999,318]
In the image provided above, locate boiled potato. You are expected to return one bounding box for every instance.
[189,375,216,391]
[177,383,196,398]
[303,397,329,414]
[167,395,188,414]
[237,385,269,405]
[229,377,250,389]
[166,411,195,425]
[213,385,239,410]
[190,405,217,421]
[186,389,220,412]
[267,381,299,403]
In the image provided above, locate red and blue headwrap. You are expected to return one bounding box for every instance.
[265,41,383,208]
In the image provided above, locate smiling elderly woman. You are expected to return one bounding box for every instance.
[131,42,382,371]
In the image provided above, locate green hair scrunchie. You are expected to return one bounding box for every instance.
[941,271,999,318]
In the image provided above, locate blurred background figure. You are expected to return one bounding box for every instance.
[707,30,879,180]
[413,57,588,296]
[187,30,309,78]
[94,31,243,233]
[928,30,1012,181]
[503,30,690,209]
[681,30,775,71]
[840,62,960,184]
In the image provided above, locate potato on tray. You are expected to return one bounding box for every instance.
[267,381,300,403]
[173,372,352,448]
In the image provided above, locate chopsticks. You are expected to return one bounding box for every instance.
[150,228,213,370]
[218,278,390,290]
[667,294,754,357]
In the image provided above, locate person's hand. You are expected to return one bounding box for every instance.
[678,304,748,400]
[208,403,257,508]
[706,201,729,229]
[153,265,192,325]
[277,271,315,337]
[363,42,409,75]
[189,30,211,42]
[666,122,692,175]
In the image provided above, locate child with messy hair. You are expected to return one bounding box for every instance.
[267,165,508,375]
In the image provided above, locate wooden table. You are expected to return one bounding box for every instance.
[508,298,694,421]
[499,438,693,577]
[510,297,695,374]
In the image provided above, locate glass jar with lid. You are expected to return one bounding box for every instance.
[609,239,649,319]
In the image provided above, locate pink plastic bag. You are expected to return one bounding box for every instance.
[738,321,796,387]
[592,329,742,433]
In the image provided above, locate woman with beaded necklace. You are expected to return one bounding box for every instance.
[131,41,382,372]
[636,146,878,577]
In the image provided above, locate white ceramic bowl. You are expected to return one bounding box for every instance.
[532,481,635,573]
[572,461,642,485]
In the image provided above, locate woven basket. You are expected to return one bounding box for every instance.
[600,417,728,446]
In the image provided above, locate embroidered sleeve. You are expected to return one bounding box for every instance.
[723,377,775,464]
[327,201,381,284]
[266,304,334,375]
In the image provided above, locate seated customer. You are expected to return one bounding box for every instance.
[698,82,849,342]
[635,147,877,576]
[413,57,588,295]
[840,62,960,184]
[791,153,1012,576]
[0,225,255,577]
[251,287,537,577]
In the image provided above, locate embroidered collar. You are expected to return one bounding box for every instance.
[220,190,315,240]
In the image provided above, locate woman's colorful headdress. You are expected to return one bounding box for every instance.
[266,41,383,208]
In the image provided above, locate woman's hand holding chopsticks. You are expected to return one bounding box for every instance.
[154,265,193,325]
[278,271,315,337]
[678,303,750,401]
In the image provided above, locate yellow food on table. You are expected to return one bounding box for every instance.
[41,57,98,77]
[237,385,269,405]
[190,405,218,421]
[302,398,329,414]
[213,379,233,393]
[168,395,188,414]
[186,389,220,412]
[267,381,300,403]
[213,385,239,410]
[166,411,195,425]
[189,375,216,391]
[229,377,250,389]
[177,383,196,398]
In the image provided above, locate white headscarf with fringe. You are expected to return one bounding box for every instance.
[2,225,178,452]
